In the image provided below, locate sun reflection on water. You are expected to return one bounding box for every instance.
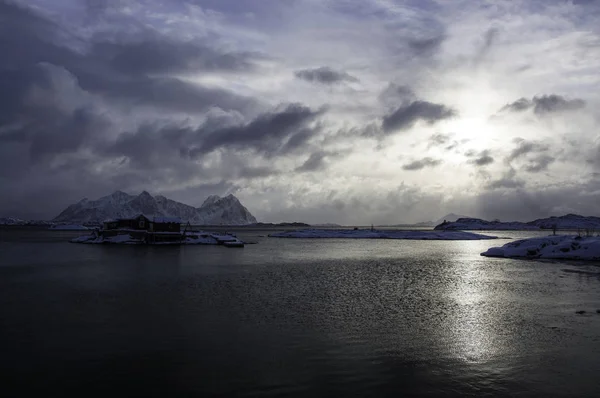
[446,240,504,364]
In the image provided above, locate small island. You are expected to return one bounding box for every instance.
[71,214,245,247]
[481,235,600,260]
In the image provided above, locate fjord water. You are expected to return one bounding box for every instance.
[1,228,600,396]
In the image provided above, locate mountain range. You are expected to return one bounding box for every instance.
[434,214,600,230]
[52,191,258,225]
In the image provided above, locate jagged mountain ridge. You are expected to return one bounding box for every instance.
[53,191,258,225]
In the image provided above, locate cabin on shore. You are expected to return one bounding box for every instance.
[101,214,183,243]
[103,214,149,231]
[150,216,181,232]
[103,215,182,232]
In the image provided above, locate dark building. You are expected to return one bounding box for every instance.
[149,217,182,232]
[100,214,183,244]
[103,214,150,231]
[103,215,182,232]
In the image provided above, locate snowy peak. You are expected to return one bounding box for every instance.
[52,191,257,225]
[196,193,257,225]
[201,195,221,208]
[109,190,133,200]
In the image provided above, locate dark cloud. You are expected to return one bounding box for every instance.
[474,178,600,221]
[189,104,324,157]
[524,155,555,173]
[93,38,258,76]
[294,150,347,173]
[474,27,499,63]
[238,166,279,179]
[382,101,456,133]
[402,157,442,171]
[0,2,322,218]
[0,1,79,68]
[474,155,494,166]
[296,152,329,172]
[428,133,451,146]
[532,95,585,114]
[0,63,109,165]
[504,139,556,173]
[0,1,262,116]
[105,123,191,170]
[379,83,415,106]
[106,103,324,168]
[507,139,549,161]
[81,4,263,75]
[81,74,259,114]
[408,35,445,56]
[294,67,358,84]
[467,149,494,166]
[500,97,531,113]
[500,95,585,115]
[486,169,524,190]
[483,28,499,50]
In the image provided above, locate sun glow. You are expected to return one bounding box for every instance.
[445,116,498,151]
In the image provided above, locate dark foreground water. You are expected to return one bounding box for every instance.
[1,228,600,397]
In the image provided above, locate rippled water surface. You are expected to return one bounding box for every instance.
[1,227,600,397]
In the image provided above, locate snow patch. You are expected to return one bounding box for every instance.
[69,231,244,245]
[49,224,89,230]
[269,229,498,240]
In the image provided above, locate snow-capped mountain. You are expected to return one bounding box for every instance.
[53,191,258,225]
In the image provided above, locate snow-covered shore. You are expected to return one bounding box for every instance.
[70,231,244,245]
[269,229,498,240]
[481,235,600,260]
[49,224,90,231]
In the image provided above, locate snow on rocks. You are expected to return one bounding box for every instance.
[49,224,90,230]
[70,233,143,244]
[0,217,27,225]
[70,231,244,246]
[269,229,498,240]
[481,235,600,260]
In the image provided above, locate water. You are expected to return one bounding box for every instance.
[1,227,600,397]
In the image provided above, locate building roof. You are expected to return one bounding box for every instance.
[105,214,150,222]
[103,214,181,223]
[152,216,182,224]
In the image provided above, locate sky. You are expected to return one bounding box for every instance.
[1,0,600,224]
